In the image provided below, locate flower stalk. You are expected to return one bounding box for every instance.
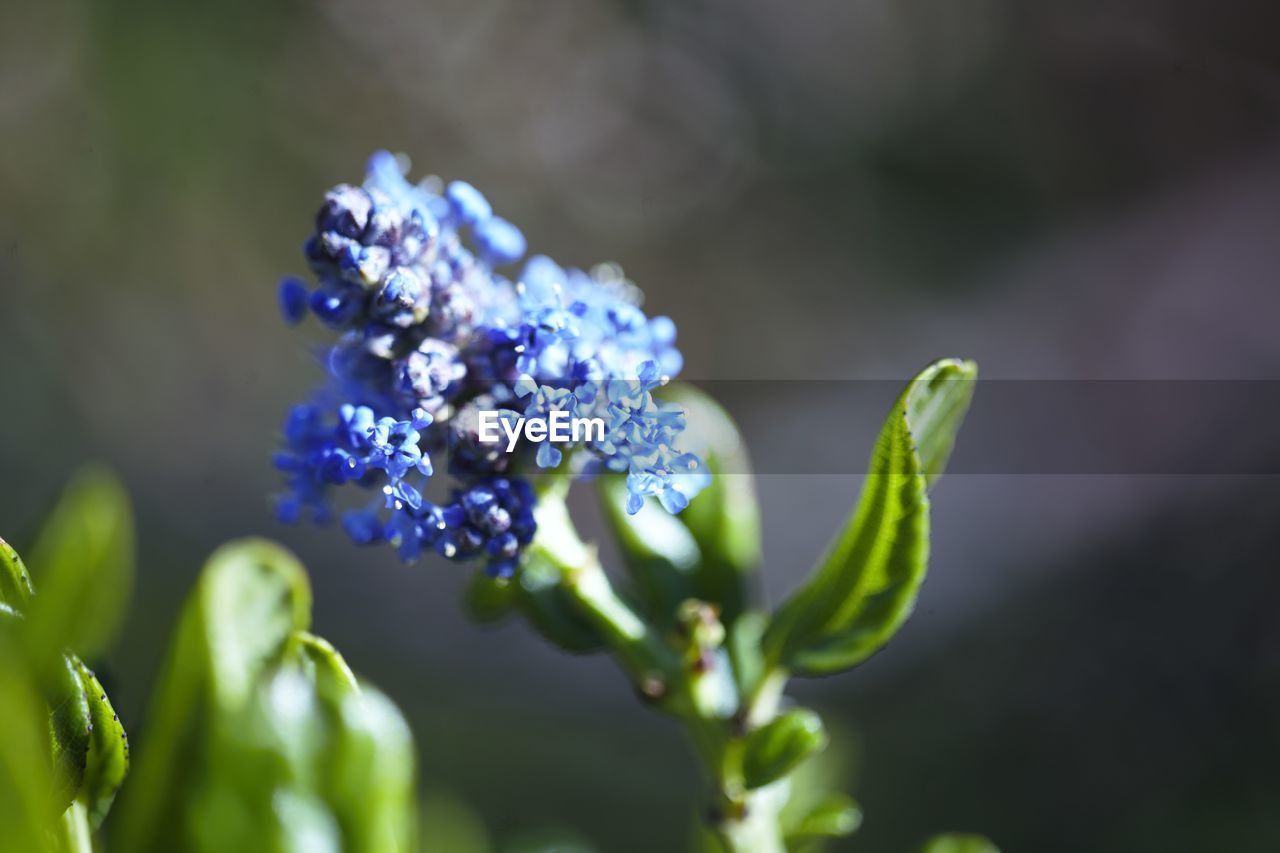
[531,491,795,852]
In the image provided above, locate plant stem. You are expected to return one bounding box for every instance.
[530,496,675,690]
[530,494,794,852]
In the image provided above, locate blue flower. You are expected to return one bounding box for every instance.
[514,377,583,469]
[370,266,430,328]
[394,338,466,414]
[433,479,536,578]
[273,152,707,573]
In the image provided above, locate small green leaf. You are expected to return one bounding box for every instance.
[515,556,606,654]
[726,611,768,699]
[189,670,337,853]
[25,467,134,661]
[46,653,91,816]
[71,656,129,828]
[112,539,312,853]
[293,631,360,694]
[763,360,976,676]
[0,536,33,611]
[784,793,862,848]
[662,383,762,621]
[322,683,417,853]
[598,475,701,624]
[199,539,313,708]
[742,708,828,789]
[921,833,1000,853]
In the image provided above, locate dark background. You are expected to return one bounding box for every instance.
[2,1,1279,850]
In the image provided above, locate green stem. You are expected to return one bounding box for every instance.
[683,668,789,853]
[530,496,675,691]
[530,494,792,852]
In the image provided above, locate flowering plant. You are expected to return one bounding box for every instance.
[270,154,988,852]
[0,155,986,852]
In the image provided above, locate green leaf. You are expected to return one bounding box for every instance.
[515,555,606,654]
[661,383,762,621]
[199,539,313,707]
[321,683,417,852]
[112,538,312,853]
[71,655,129,828]
[598,475,701,624]
[190,670,338,853]
[25,466,134,661]
[763,359,976,676]
[726,611,768,699]
[46,652,92,817]
[784,793,862,849]
[115,539,417,853]
[921,833,1000,853]
[742,708,828,789]
[293,631,360,694]
[0,536,33,611]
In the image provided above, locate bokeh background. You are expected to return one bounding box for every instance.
[3,0,1280,850]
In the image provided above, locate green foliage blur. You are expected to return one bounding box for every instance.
[0,470,418,853]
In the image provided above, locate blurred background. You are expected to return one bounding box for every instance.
[3,0,1280,849]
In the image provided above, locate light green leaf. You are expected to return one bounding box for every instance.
[190,671,339,853]
[742,708,827,789]
[25,466,134,661]
[763,360,976,675]
[112,538,312,853]
[322,684,417,852]
[200,539,313,708]
[115,539,417,853]
[72,655,129,828]
[727,611,768,700]
[293,631,359,694]
[921,833,1000,853]
[783,793,862,850]
[661,383,762,621]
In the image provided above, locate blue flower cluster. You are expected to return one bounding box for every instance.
[273,152,707,576]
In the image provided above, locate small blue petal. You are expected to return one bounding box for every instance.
[536,442,563,469]
[278,278,310,325]
[446,181,492,225]
[475,216,526,266]
[659,488,689,514]
[342,509,384,545]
